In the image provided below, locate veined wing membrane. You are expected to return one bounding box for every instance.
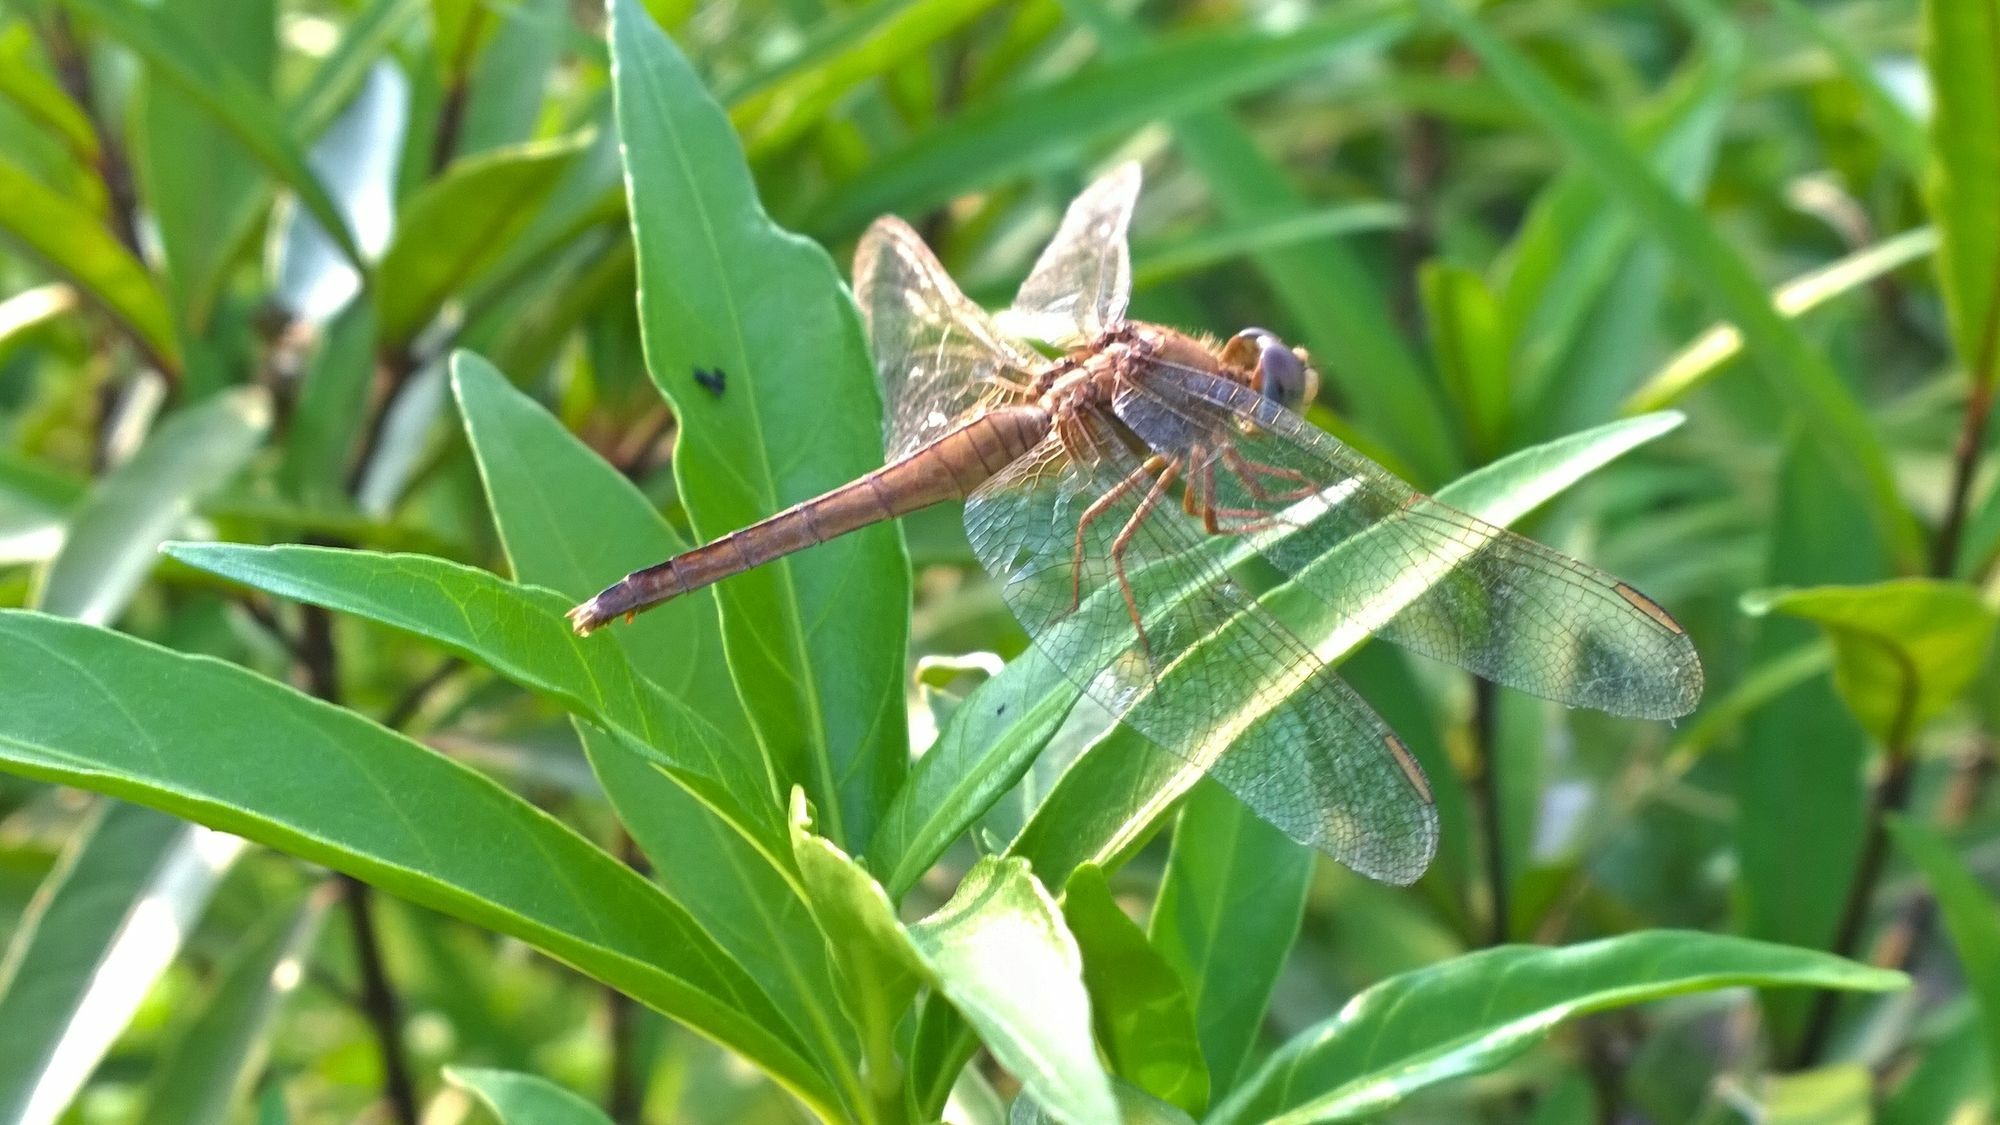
[1112,364,1703,719]
[962,418,1437,884]
[853,216,1041,459]
[1001,162,1140,348]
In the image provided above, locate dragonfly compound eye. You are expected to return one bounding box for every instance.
[1243,331,1316,411]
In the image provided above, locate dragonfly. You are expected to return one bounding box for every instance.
[569,163,1702,885]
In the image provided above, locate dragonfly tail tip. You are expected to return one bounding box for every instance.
[565,600,603,637]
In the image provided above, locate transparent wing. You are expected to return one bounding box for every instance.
[854,216,1042,459]
[1001,162,1141,347]
[1111,363,1703,719]
[963,414,1438,884]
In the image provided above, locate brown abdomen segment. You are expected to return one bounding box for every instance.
[567,404,1049,634]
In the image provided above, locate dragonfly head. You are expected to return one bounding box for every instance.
[1227,328,1320,413]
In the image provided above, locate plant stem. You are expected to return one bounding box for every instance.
[341,874,422,1125]
[1470,677,1510,945]
[1793,655,1922,1067]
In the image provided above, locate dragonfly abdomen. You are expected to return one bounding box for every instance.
[567,405,1048,634]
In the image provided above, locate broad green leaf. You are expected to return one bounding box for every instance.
[1062,865,1207,1114]
[130,0,274,334]
[447,1067,614,1125]
[1735,434,1880,1045]
[611,0,909,851]
[375,136,586,346]
[0,157,178,373]
[787,791,923,1113]
[67,0,365,272]
[728,0,1008,157]
[1149,782,1311,1097]
[36,388,269,626]
[451,353,860,1097]
[1428,0,1921,567]
[1924,0,2000,386]
[1009,1081,1198,1125]
[1743,580,1996,744]
[1625,228,1938,414]
[1009,413,1686,881]
[137,890,328,1125]
[910,857,1115,1125]
[869,653,1078,902]
[1890,818,2000,1098]
[0,611,836,1116]
[163,543,785,853]
[806,6,1411,237]
[1213,932,1906,1124]
[1419,261,1511,460]
[0,802,243,1125]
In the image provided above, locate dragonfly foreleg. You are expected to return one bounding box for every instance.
[1109,456,1181,668]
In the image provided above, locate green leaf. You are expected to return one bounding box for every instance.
[1772,0,1927,176]
[727,0,1008,157]
[787,790,924,1113]
[1759,1064,1874,1125]
[1062,865,1207,1115]
[163,542,785,853]
[68,0,366,272]
[806,6,1411,236]
[910,857,1115,1125]
[268,61,405,325]
[1149,783,1311,1097]
[1743,579,1997,744]
[610,0,910,851]
[375,136,586,346]
[37,388,269,625]
[1127,203,1407,290]
[1427,0,1920,567]
[869,655,1079,902]
[446,1067,614,1125]
[277,302,378,506]
[138,890,328,1125]
[1419,261,1512,459]
[1009,1081,1198,1125]
[1009,412,1686,881]
[1735,433,1881,1044]
[451,352,862,1103]
[0,156,178,373]
[0,802,242,1124]
[0,610,837,1116]
[1625,227,1938,414]
[1213,932,1907,1124]
[130,0,274,333]
[1890,818,2000,1099]
[0,26,94,160]
[1924,0,2000,387]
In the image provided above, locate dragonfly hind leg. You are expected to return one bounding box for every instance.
[1108,457,1181,668]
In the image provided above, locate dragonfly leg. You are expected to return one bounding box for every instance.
[1222,447,1318,503]
[1109,457,1181,667]
[1068,461,1156,613]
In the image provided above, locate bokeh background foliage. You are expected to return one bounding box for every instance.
[0,0,1991,1119]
